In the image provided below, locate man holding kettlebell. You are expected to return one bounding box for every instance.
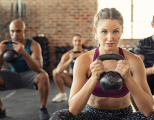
[0,19,50,120]
[52,34,88,102]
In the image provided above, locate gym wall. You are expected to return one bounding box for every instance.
[0,0,138,77]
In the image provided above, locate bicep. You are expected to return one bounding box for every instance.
[31,42,43,66]
[131,57,152,96]
[69,57,88,100]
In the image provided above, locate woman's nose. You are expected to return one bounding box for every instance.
[107,33,113,41]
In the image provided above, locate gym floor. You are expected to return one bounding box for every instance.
[1,79,152,120]
[0,80,70,120]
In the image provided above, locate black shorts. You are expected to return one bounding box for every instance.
[147,75,154,95]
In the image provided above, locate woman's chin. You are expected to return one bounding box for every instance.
[105,47,116,54]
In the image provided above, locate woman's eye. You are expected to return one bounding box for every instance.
[113,31,119,33]
[102,31,107,33]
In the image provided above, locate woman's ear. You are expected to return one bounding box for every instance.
[93,27,97,34]
[151,22,154,28]
[72,39,73,45]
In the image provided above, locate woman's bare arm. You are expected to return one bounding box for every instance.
[137,55,154,76]
[69,52,104,116]
[56,53,72,74]
[125,53,153,117]
[68,54,95,116]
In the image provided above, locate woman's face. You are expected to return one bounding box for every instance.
[94,19,123,51]
[72,36,83,49]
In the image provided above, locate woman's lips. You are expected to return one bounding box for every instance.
[106,43,114,47]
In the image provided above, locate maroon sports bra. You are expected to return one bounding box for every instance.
[88,47,129,98]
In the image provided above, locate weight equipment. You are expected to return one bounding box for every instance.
[43,61,50,66]
[54,56,61,67]
[88,46,94,51]
[43,40,48,45]
[70,51,81,69]
[66,45,71,51]
[60,46,66,54]
[42,50,49,55]
[3,41,19,63]
[82,44,86,49]
[96,54,124,91]
[55,46,61,54]
[41,44,48,50]
[42,55,49,60]
[33,36,50,76]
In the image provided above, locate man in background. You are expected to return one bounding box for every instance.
[133,16,154,95]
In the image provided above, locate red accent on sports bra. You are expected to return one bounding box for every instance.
[88,47,129,98]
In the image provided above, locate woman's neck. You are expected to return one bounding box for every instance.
[73,47,83,51]
[99,46,119,55]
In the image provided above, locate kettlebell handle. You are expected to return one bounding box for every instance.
[4,41,17,45]
[96,54,124,78]
[97,54,124,91]
[96,54,124,61]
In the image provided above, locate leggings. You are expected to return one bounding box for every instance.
[50,104,154,120]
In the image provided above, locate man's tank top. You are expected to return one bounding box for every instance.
[7,38,32,72]
[88,47,129,98]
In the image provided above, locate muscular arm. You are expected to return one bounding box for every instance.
[126,55,153,117]
[21,41,43,73]
[56,52,72,74]
[0,40,9,69]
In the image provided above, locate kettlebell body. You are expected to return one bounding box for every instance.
[96,54,125,91]
[3,41,19,63]
[100,71,123,91]
[70,51,81,69]
[4,49,19,63]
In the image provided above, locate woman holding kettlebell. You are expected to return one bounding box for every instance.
[50,8,154,120]
[52,34,88,103]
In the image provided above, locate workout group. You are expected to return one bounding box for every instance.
[0,8,154,120]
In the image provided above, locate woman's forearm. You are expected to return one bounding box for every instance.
[56,59,72,74]
[125,77,153,117]
[69,78,98,116]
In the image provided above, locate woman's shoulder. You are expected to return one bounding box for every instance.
[74,49,96,73]
[122,48,142,64]
[76,49,96,63]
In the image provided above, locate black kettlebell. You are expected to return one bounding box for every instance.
[70,51,81,69]
[3,41,19,63]
[96,54,125,91]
